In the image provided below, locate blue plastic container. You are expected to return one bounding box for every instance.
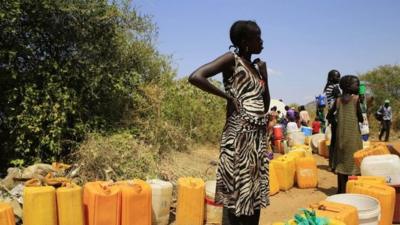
[301,126,313,136]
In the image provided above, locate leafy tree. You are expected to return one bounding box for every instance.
[359,65,400,130]
[0,0,172,168]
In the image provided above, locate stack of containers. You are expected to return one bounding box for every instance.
[273,125,284,153]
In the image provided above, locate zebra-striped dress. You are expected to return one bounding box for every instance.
[215,53,269,216]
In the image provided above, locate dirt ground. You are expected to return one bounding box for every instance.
[161,137,400,225]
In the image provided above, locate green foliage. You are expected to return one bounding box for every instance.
[359,65,400,130]
[75,132,159,183]
[0,0,173,168]
[162,78,226,144]
[0,0,226,177]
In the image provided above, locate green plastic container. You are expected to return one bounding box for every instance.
[359,83,366,95]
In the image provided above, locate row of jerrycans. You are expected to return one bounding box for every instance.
[22,179,174,225]
[270,147,318,195]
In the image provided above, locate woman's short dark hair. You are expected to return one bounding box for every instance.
[229,20,260,49]
[339,75,359,92]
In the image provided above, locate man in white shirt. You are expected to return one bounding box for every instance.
[378,99,392,142]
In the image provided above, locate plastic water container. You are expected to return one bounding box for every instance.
[295,157,318,188]
[23,186,57,225]
[288,131,305,146]
[310,134,325,153]
[392,185,400,224]
[0,202,15,225]
[318,139,329,158]
[269,163,280,196]
[360,154,400,185]
[117,180,152,225]
[83,181,121,225]
[354,145,390,168]
[56,184,84,225]
[325,125,332,146]
[204,180,222,225]
[176,177,205,225]
[326,193,381,225]
[310,200,359,225]
[346,182,395,225]
[273,125,283,140]
[148,179,173,225]
[271,156,296,191]
[301,126,312,136]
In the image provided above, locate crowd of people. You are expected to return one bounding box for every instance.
[189,20,394,225]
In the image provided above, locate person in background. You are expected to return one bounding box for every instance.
[285,105,295,121]
[312,117,321,134]
[327,75,363,194]
[286,117,299,134]
[377,99,392,142]
[323,69,341,170]
[324,70,342,109]
[299,105,310,127]
[359,88,369,141]
[188,20,270,224]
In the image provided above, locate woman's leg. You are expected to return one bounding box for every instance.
[337,173,348,194]
[222,207,261,225]
[239,209,261,225]
[222,207,240,225]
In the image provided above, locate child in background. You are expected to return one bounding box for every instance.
[286,117,299,134]
[312,117,321,134]
[327,75,363,194]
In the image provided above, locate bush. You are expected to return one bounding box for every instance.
[74,132,158,183]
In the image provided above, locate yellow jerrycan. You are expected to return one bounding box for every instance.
[296,156,318,189]
[269,161,280,196]
[309,200,359,225]
[83,181,121,225]
[0,202,16,225]
[117,179,152,225]
[175,177,205,225]
[347,182,395,225]
[272,155,296,191]
[23,185,57,225]
[56,182,84,225]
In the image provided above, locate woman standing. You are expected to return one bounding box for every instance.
[189,20,270,225]
[327,75,363,193]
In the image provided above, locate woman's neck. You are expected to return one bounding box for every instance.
[238,50,252,62]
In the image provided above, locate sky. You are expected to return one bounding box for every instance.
[132,0,400,105]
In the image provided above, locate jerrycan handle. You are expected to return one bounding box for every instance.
[25,178,41,187]
[309,203,341,213]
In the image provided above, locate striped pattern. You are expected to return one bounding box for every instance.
[324,84,341,108]
[215,53,269,216]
